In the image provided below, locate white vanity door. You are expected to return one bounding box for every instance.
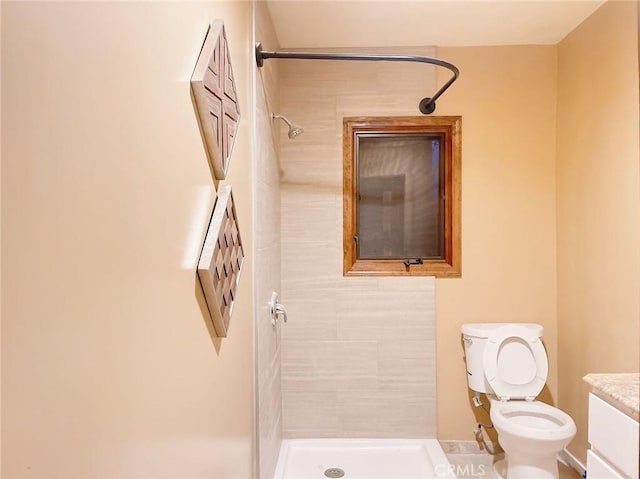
[587,450,626,479]
[588,393,639,479]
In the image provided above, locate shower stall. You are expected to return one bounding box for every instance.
[253,4,459,477]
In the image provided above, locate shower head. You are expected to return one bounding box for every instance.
[272,113,304,139]
[287,124,304,139]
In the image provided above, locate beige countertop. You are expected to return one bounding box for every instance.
[583,373,639,421]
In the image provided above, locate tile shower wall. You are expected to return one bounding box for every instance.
[254,3,282,478]
[279,47,438,438]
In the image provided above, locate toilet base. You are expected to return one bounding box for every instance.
[493,458,507,479]
[492,454,559,479]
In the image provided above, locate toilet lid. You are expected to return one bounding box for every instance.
[483,324,548,400]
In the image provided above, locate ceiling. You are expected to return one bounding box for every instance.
[266,0,607,48]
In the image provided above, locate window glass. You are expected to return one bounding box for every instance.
[357,134,444,260]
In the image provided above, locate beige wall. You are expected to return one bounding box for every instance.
[279,48,438,438]
[556,0,640,464]
[0,1,4,473]
[254,2,282,478]
[2,2,255,477]
[435,45,559,440]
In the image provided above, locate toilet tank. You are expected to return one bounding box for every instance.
[461,323,544,394]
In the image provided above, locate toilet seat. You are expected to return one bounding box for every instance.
[483,324,548,400]
[490,400,576,442]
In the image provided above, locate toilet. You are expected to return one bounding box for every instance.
[461,323,576,479]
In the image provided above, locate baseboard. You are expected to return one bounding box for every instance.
[558,448,586,479]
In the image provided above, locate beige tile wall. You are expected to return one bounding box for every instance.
[279,48,438,438]
[254,3,283,478]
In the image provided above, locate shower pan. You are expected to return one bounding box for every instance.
[274,439,457,479]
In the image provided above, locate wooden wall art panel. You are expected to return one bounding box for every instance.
[198,186,245,337]
[191,21,240,180]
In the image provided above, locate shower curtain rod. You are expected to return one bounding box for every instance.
[255,43,459,115]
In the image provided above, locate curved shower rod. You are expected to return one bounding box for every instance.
[255,43,459,115]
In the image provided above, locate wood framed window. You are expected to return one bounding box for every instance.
[343,116,461,277]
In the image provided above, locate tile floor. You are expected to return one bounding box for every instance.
[445,453,582,479]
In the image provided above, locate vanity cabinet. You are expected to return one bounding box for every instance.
[586,393,639,479]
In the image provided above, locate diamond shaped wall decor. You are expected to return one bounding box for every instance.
[191,21,240,180]
[197,186,245,338]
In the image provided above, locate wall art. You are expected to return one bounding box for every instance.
[191,21,240,180]
[197,185,244,337]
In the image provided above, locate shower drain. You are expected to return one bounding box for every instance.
[324,468,345,478]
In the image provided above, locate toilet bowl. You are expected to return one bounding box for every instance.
[490,399,576,479]
[461,323,577,479]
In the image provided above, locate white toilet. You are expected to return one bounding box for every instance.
[461,323,576,479]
